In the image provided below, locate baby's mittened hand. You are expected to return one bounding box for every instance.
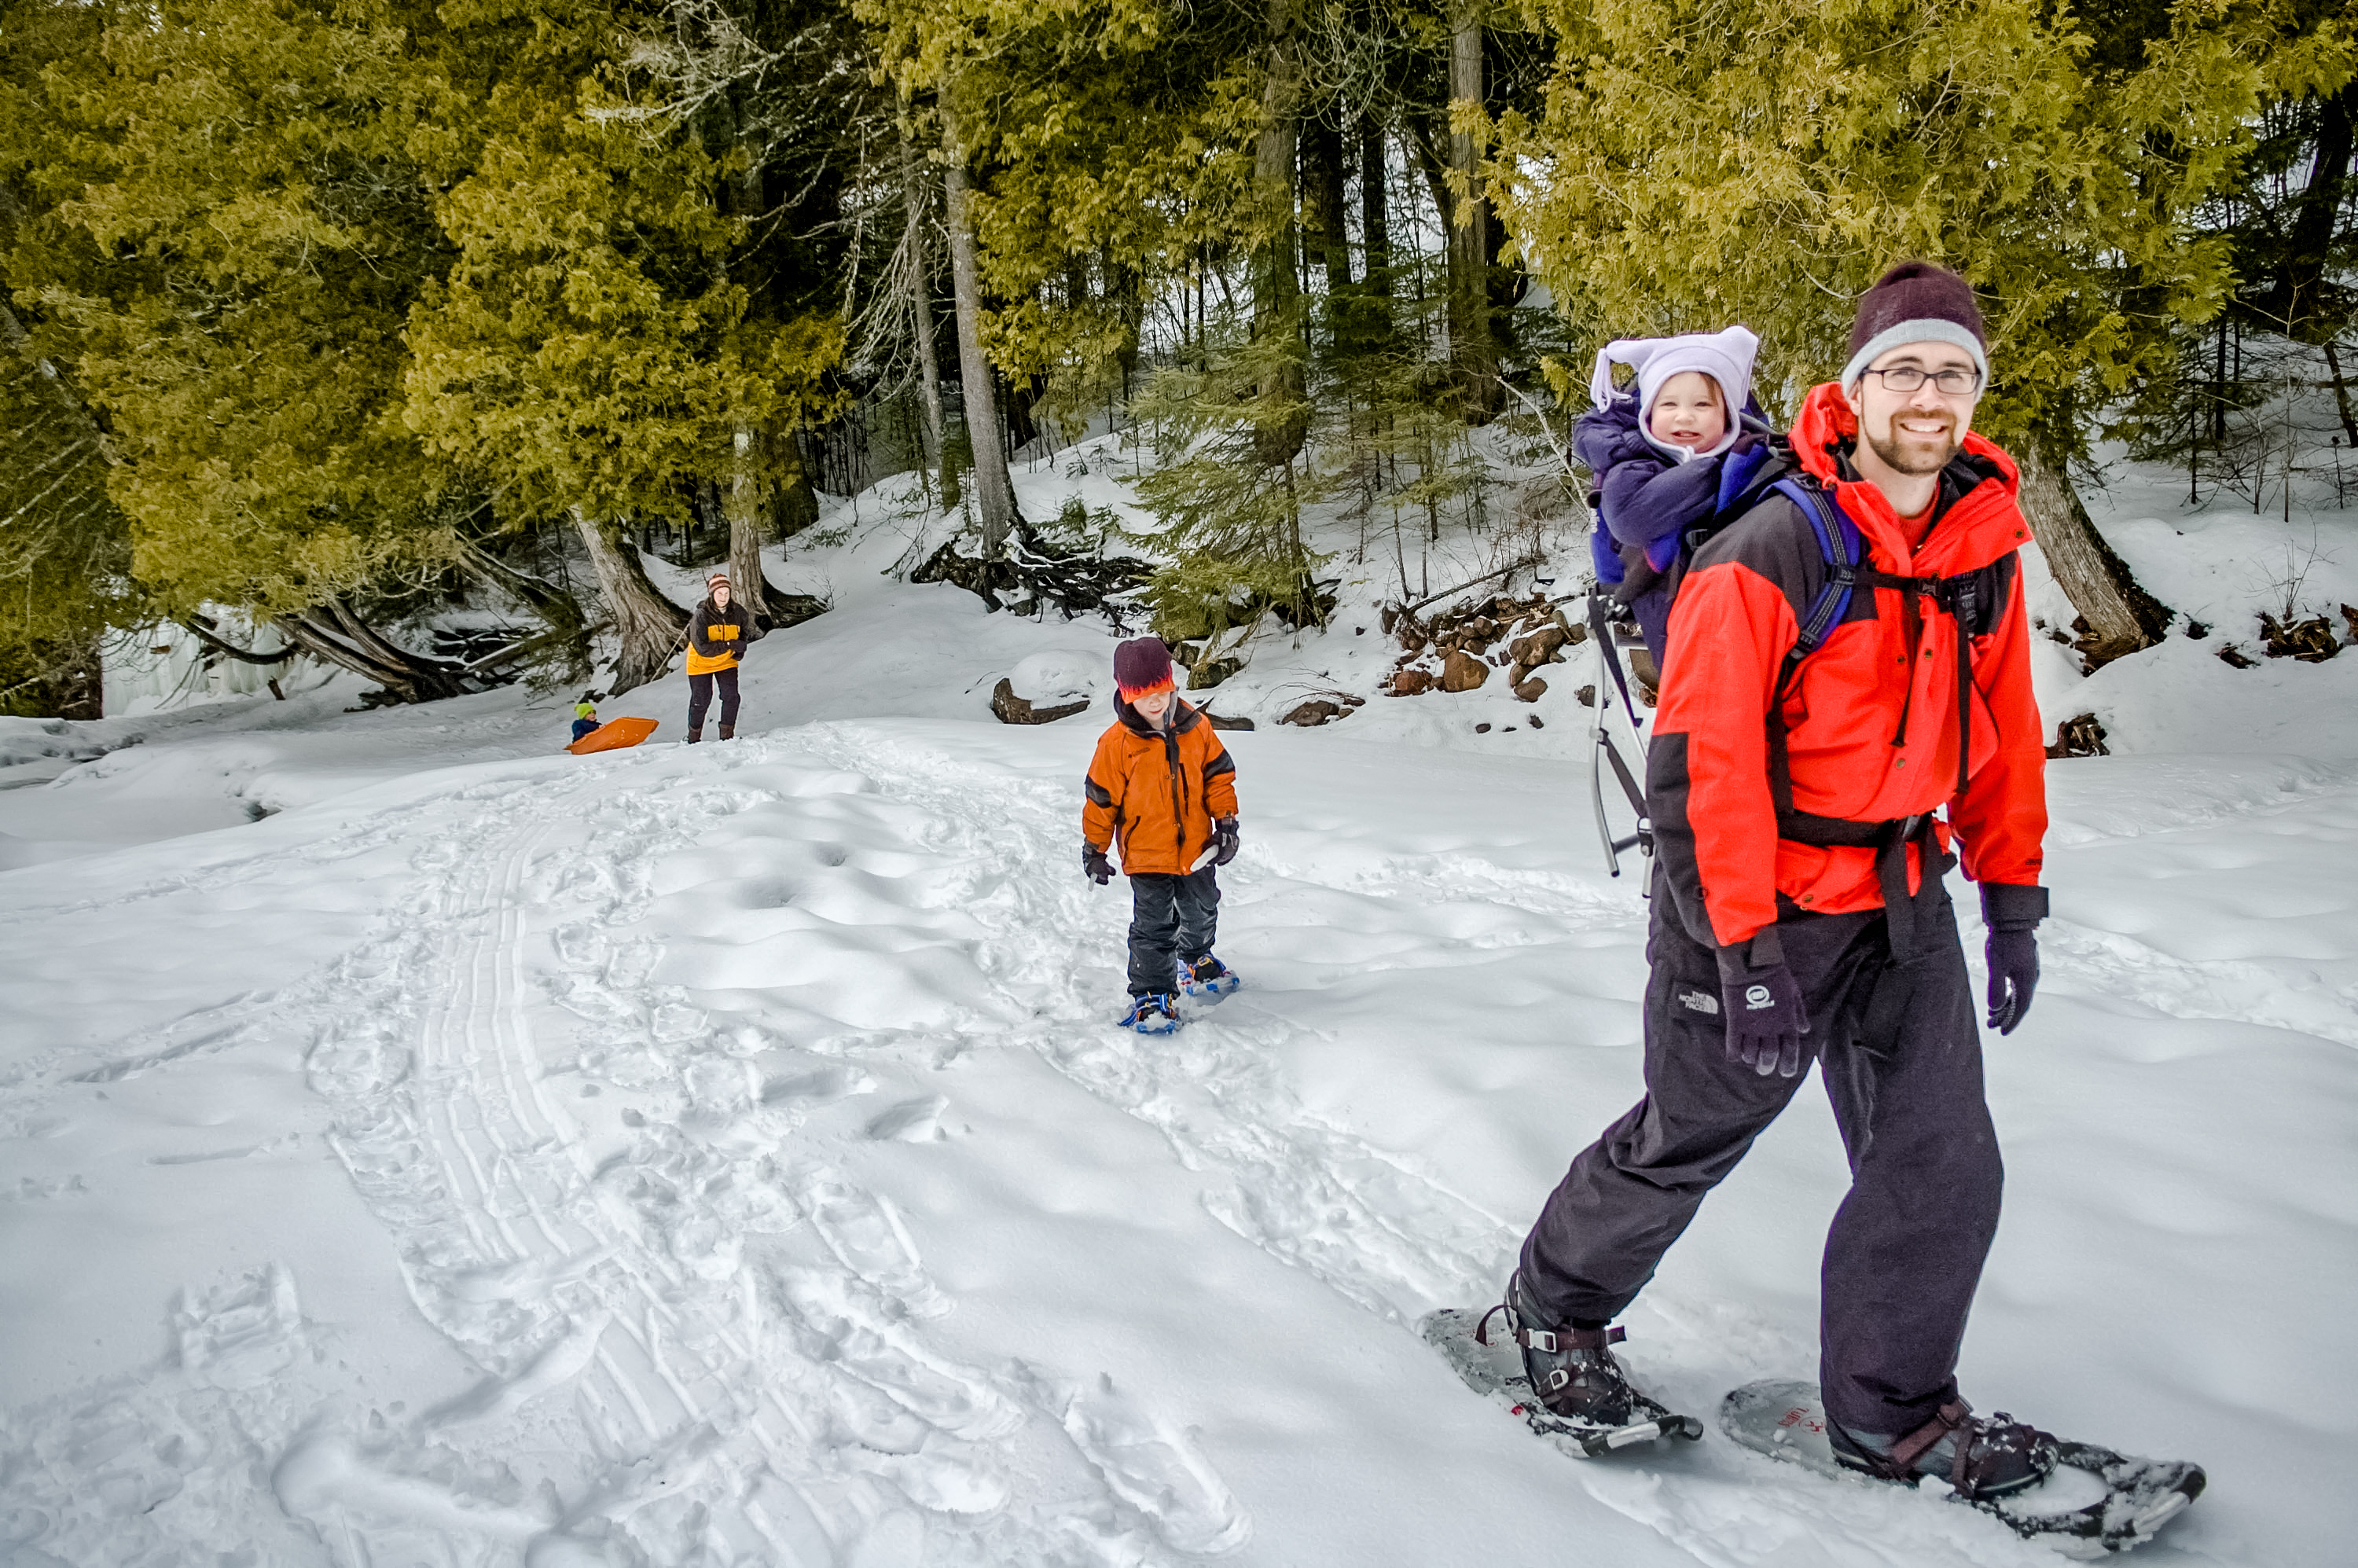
[1212,817,1240,866]
[1082,843,1114,885]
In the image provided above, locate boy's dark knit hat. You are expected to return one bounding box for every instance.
[1114,637,1175,700]
[1842,261,1989,390]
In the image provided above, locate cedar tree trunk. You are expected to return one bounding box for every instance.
[571,508,689,695]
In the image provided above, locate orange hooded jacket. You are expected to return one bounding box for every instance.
[1083,697,1240,876]
[1648,383,2048,952]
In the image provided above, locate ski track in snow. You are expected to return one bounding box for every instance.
[3,722,2341,1566]
[292,752,1210,1565]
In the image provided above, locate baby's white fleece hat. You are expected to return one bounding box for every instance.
[1588,324,1761,459]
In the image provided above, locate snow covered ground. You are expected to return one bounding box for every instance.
[3,456,2356,1566]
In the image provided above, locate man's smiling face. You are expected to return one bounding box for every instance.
[1846,343,1982,479]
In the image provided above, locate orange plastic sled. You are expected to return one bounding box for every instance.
[567,717,659,755]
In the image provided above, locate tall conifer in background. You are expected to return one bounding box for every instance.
[5,0,502,698]
[1486,0,2349,658]
[1,0,126,716]
[402,90,843,691]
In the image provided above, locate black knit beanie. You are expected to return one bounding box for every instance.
[1842,262,1989,388]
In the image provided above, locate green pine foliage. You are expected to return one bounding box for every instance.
[1127,314,1335,646]
[19,0,464,618]
[1,0,2349,713]
[401,94,844,527]
[1486,0,2352,465]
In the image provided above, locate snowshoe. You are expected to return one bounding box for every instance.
[1118,993,1181,1035]
[1721,1381,2204,1557]
[1177,953,1240,1001]
[1419,1285,1703,1460]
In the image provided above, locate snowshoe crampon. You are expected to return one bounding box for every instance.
[1720,1380,2204,1557]
[1418,1308,1702,1460]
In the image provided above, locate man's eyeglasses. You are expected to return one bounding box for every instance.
[1862,365,1983,395]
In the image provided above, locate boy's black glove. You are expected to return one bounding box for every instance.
[1211,817,1240,866]
[1083,843,1114,885]
[1717,927,1809,1078]
[1982,884,2048,1035]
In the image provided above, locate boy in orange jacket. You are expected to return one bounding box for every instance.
[1082,638,1242,1034]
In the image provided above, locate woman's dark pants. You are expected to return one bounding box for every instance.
[689,667,740,731]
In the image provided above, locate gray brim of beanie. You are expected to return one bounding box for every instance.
[1840,321,1989,391]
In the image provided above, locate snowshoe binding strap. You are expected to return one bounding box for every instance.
[1475,1301,1625,1356]
[1888,1400,1971,1480]
[1834,1401,2062,1500]
[1478,1290,1637,1423]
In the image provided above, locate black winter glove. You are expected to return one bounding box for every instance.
[1717,928,1809,1078]
[1211,817,1240,866]
[1083,843,1114,885]
[1982,884,2048,1035]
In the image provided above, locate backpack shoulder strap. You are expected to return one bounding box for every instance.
[1762,474,1865,819]
[1768,473,1863,659]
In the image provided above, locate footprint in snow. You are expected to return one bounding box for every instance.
[795,1176,949,1318]
[760,1063,876,1106]
[865,1094,951,1142]
[1063,1373,1250,1556]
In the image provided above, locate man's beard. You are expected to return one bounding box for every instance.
[1864,416,1961,477]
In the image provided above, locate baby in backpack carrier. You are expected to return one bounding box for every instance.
[1573,325,1769,665]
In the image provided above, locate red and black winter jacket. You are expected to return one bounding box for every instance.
[1649,383,2048,953]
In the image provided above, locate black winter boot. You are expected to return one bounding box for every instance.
[1478,1272,1640,1427]
[1828,1402,2061,1500]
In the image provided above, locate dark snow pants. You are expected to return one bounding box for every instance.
[688,666,740,731]
[1127,866,1221,997]
[1518,887,2003,1437]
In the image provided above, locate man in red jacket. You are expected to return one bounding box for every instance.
[1500,263,2055,1496]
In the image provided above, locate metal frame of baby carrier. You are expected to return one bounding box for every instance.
[1583,435,1794,876]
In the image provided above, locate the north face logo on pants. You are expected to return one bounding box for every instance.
[1675,985,1719,1017]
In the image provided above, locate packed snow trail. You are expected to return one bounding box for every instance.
[298,747,1232,1563]
[2,719,2352,1565]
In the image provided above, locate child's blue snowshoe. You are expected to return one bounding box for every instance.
[1120,993,1181,1035]
[1178,954,1240,1001]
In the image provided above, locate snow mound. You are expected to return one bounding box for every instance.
[0,716,104,769]
[1008,649,1104,705]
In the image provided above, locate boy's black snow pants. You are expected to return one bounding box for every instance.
[1518,886,2002,1438]
[1127,866,1221,996]
[688,666,740,730]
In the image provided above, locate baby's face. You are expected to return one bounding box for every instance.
[1132,689,1175,724]
[1649,372,1728,452]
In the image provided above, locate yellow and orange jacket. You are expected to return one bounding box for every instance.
[685,598,754,675]
[1083,698,1240,875]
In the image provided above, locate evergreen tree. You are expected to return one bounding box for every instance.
[17,2,460,620]
[1487,0,2349,658]
[1,0,127,716]
[401,9,843,692]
